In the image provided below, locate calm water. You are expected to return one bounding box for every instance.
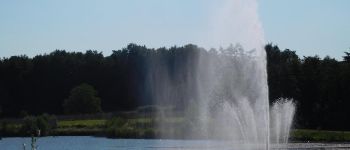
[1,136,350,150]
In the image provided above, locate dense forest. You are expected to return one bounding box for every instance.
[0,43,349,131]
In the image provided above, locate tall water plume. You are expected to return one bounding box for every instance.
[147,0,295,149]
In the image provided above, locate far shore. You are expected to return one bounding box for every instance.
[1,116,350,142]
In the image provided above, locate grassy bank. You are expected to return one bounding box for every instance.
[291,129,350,142]
[50,118,156,138]
[45,119,350,142]
[51,119,105,136]
[2,118,350,142]
[54,120,350,142]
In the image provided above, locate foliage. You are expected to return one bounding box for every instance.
[0,43,350,131]
[63,83,102,114]
[5,117,350,141]
[291,129,350,142]
[265,44,350,130]
[105,117,156,138]
[343,48,350,62]
[0,121,21,136]
[58,119,105,128]
[21,114,57,136]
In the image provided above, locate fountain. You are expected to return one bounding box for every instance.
[147,0,296,149]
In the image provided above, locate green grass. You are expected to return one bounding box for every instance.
[52,128,104,136]
[291,129,350,142]
[4,117,350,142]
[58,119,106,128]
[57,119,350,141]
[0,122,23,136]
[55,118,158,138]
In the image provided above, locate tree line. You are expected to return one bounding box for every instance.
[266,44,350,130]
[0,43,349,130]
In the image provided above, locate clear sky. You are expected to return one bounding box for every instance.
[0,0,349,59]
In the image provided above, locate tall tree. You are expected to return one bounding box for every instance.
[343,49,350,62]
[63,83,102,114]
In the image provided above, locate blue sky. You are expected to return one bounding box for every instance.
[0,0,349,59]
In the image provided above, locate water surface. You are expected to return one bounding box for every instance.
[1,136,349,150]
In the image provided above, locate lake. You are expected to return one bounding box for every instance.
[1,136,350,150]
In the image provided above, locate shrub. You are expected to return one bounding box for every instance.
[0,121,18,136]
[21,114,57,136]
[63,83,102,114]
[105,117,126,128]
[21,116,38,135]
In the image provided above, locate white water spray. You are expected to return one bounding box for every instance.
[149,0,296,149]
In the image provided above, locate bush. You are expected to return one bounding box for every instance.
[21,116,38,135]
[142,128,155,138]
[63,83,102,114]
[105,117,126,137]
[21,114,57,136]
[104,117,156,138]
[0,121,19,136]
[105,117,126,128]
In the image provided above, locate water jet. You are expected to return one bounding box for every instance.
[147,0,296,149]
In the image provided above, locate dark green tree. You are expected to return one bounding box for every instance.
[343,49,350,62]
[1,43,350,130]
[63,83,102,114]
[21,114,57,136]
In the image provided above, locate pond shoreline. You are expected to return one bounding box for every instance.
[2,129,350,143]
[2,118,350,142]
[2,136,350,150]
[2,137,350,150]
